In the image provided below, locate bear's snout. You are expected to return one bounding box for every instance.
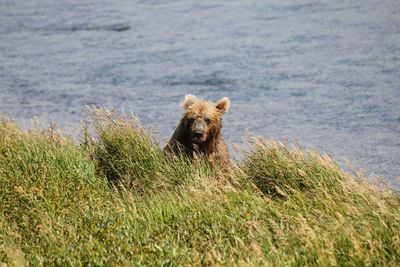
[192,130,204,140]
[190,120,207,143]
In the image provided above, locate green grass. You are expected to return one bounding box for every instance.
[0,109,399,266]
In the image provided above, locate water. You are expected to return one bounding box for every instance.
[1,0,399,184]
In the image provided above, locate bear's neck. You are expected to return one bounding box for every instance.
[196,129,221,154]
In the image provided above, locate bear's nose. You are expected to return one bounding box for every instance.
[193,130,204,139]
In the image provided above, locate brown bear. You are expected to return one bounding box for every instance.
[165,94,231,168]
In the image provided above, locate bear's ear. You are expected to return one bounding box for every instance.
[182,94,198,109]
[215,97,230,114]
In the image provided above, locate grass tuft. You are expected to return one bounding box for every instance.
[242,137,359,197]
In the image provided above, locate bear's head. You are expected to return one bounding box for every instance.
[181,94,230,144]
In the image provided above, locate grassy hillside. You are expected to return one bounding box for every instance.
[1,108,399,266]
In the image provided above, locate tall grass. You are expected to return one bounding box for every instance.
[0,110,399,266]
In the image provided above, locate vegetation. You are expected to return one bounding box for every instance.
[1,108,399,266]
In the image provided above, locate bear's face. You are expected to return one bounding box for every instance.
[181,95,230,144]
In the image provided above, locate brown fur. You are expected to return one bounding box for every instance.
[165,95,231,168]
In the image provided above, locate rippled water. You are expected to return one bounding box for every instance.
[1,0,399,184]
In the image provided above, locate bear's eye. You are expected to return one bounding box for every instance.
[188,117,195,123]
[204,117,211,123]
